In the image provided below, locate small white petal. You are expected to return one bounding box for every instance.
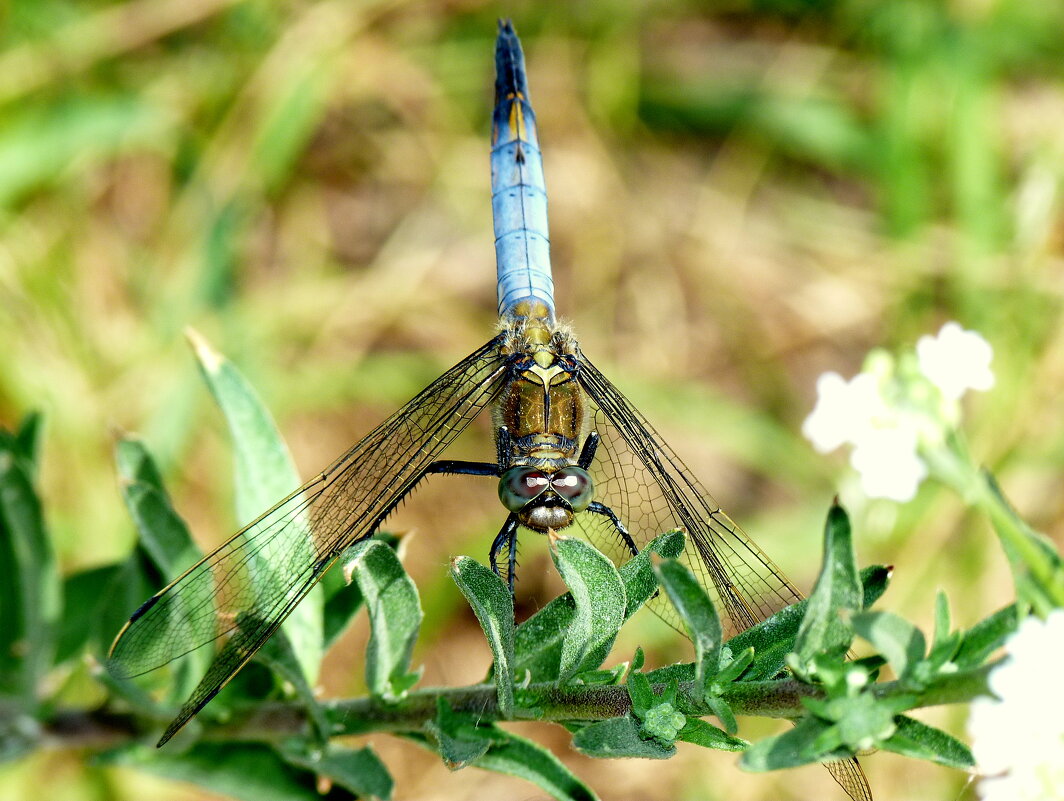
[802,372,886,453]
[968,611,1064,801]
[849,427,927,502]
[916,322,995,400]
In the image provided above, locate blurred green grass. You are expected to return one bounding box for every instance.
[2,0,1063,799]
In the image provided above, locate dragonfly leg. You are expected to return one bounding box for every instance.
[577,431,599,469]
[587,500,638,557]
[425,460,500,476]
[496,425,512,468]
[365,460,500,535]
[490,513,520,595]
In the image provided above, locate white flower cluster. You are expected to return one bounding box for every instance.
[968,611,1064,801]
[802,322,994,502]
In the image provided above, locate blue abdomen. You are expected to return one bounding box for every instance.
[491,21,555,322]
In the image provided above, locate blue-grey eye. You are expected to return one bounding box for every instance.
[498,467,550,512]
[550,467,594,512]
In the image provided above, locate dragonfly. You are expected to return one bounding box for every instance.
[109,20,870,800]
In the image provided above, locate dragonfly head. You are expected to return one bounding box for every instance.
[498,465,594,532]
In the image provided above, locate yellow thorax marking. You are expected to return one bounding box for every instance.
[508,99,527,141]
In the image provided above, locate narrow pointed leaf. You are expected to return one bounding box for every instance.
[451,556,515,717]
[571,716,675,760]
[116,438,201,579]
[741,716,842,771]
[346,540,422,699]
[189,329,323,685]
[850,611,925,680]
[954,604,1019,668]
[655,559,722,691]
[882,715,974,769]
[0,443,60,700]
[101,742,348,801]
[675,717,747,751]
[551,536,625,681]
[793,504,862,666]
[474,727,598,801]
[281,743,393,800]
[514,530,679,682]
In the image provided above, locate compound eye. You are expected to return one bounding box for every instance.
[550,467,594,512]
[498,467,550,512]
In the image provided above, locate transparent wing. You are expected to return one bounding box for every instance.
[574,352,802,639]
[108,336,509,743]
[575,353,872,801]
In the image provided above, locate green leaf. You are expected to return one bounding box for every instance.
[675,717,747,751]
[933,591,951,648]
[550,535,626,681]
[643,662,694,685]
[427,698,492,769]
[954,604,1019,669]
[189,329,323,686]
[116,437,202,580]
[617,528,686,616]
[451,556,515,718]
[803,690,910,752]
[280,743,394,800]
[571,716,675,759]
[859,564,892,609]
[655,559,722,692]
[740,716,841,771]
[514,530,679,683]
[0,442,60,702]
[474,727,598,801]
[882,715,974,770]
[982,470,1064,613]
[322,534,401,649]
[56,563,144,664]
[345,540,422,700]
[626,671,655,713]
[850,611,926,681]
[792,504,862,670]
[2,413,43,475]
[731,566,890,682]
[101,742,352,801]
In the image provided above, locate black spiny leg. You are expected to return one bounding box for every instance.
[577,431,599,470]
[425,460,499,477]
[490,514,520,595]
[588,501,638,558]
[363,459,499,536]
[496,426,513,469]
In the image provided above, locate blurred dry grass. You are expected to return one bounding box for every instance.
[2,1,1064,799]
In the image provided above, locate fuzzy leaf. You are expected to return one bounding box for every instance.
[0,439,60,701]
[550,536,625,681]
[345,540,422,699]
[101,742,350,801]
[882,715,974,769]
[571,716,675,759]
[280,743,393,800]
[513,530,682,682]
[451,556,515,717]
[675,717,747,751]
[954,604,1019,668]
[189,330,323,686]
[851,611,926,681]
[792,504,862,668]
[655,559,722,692]
[474,727,598,801]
